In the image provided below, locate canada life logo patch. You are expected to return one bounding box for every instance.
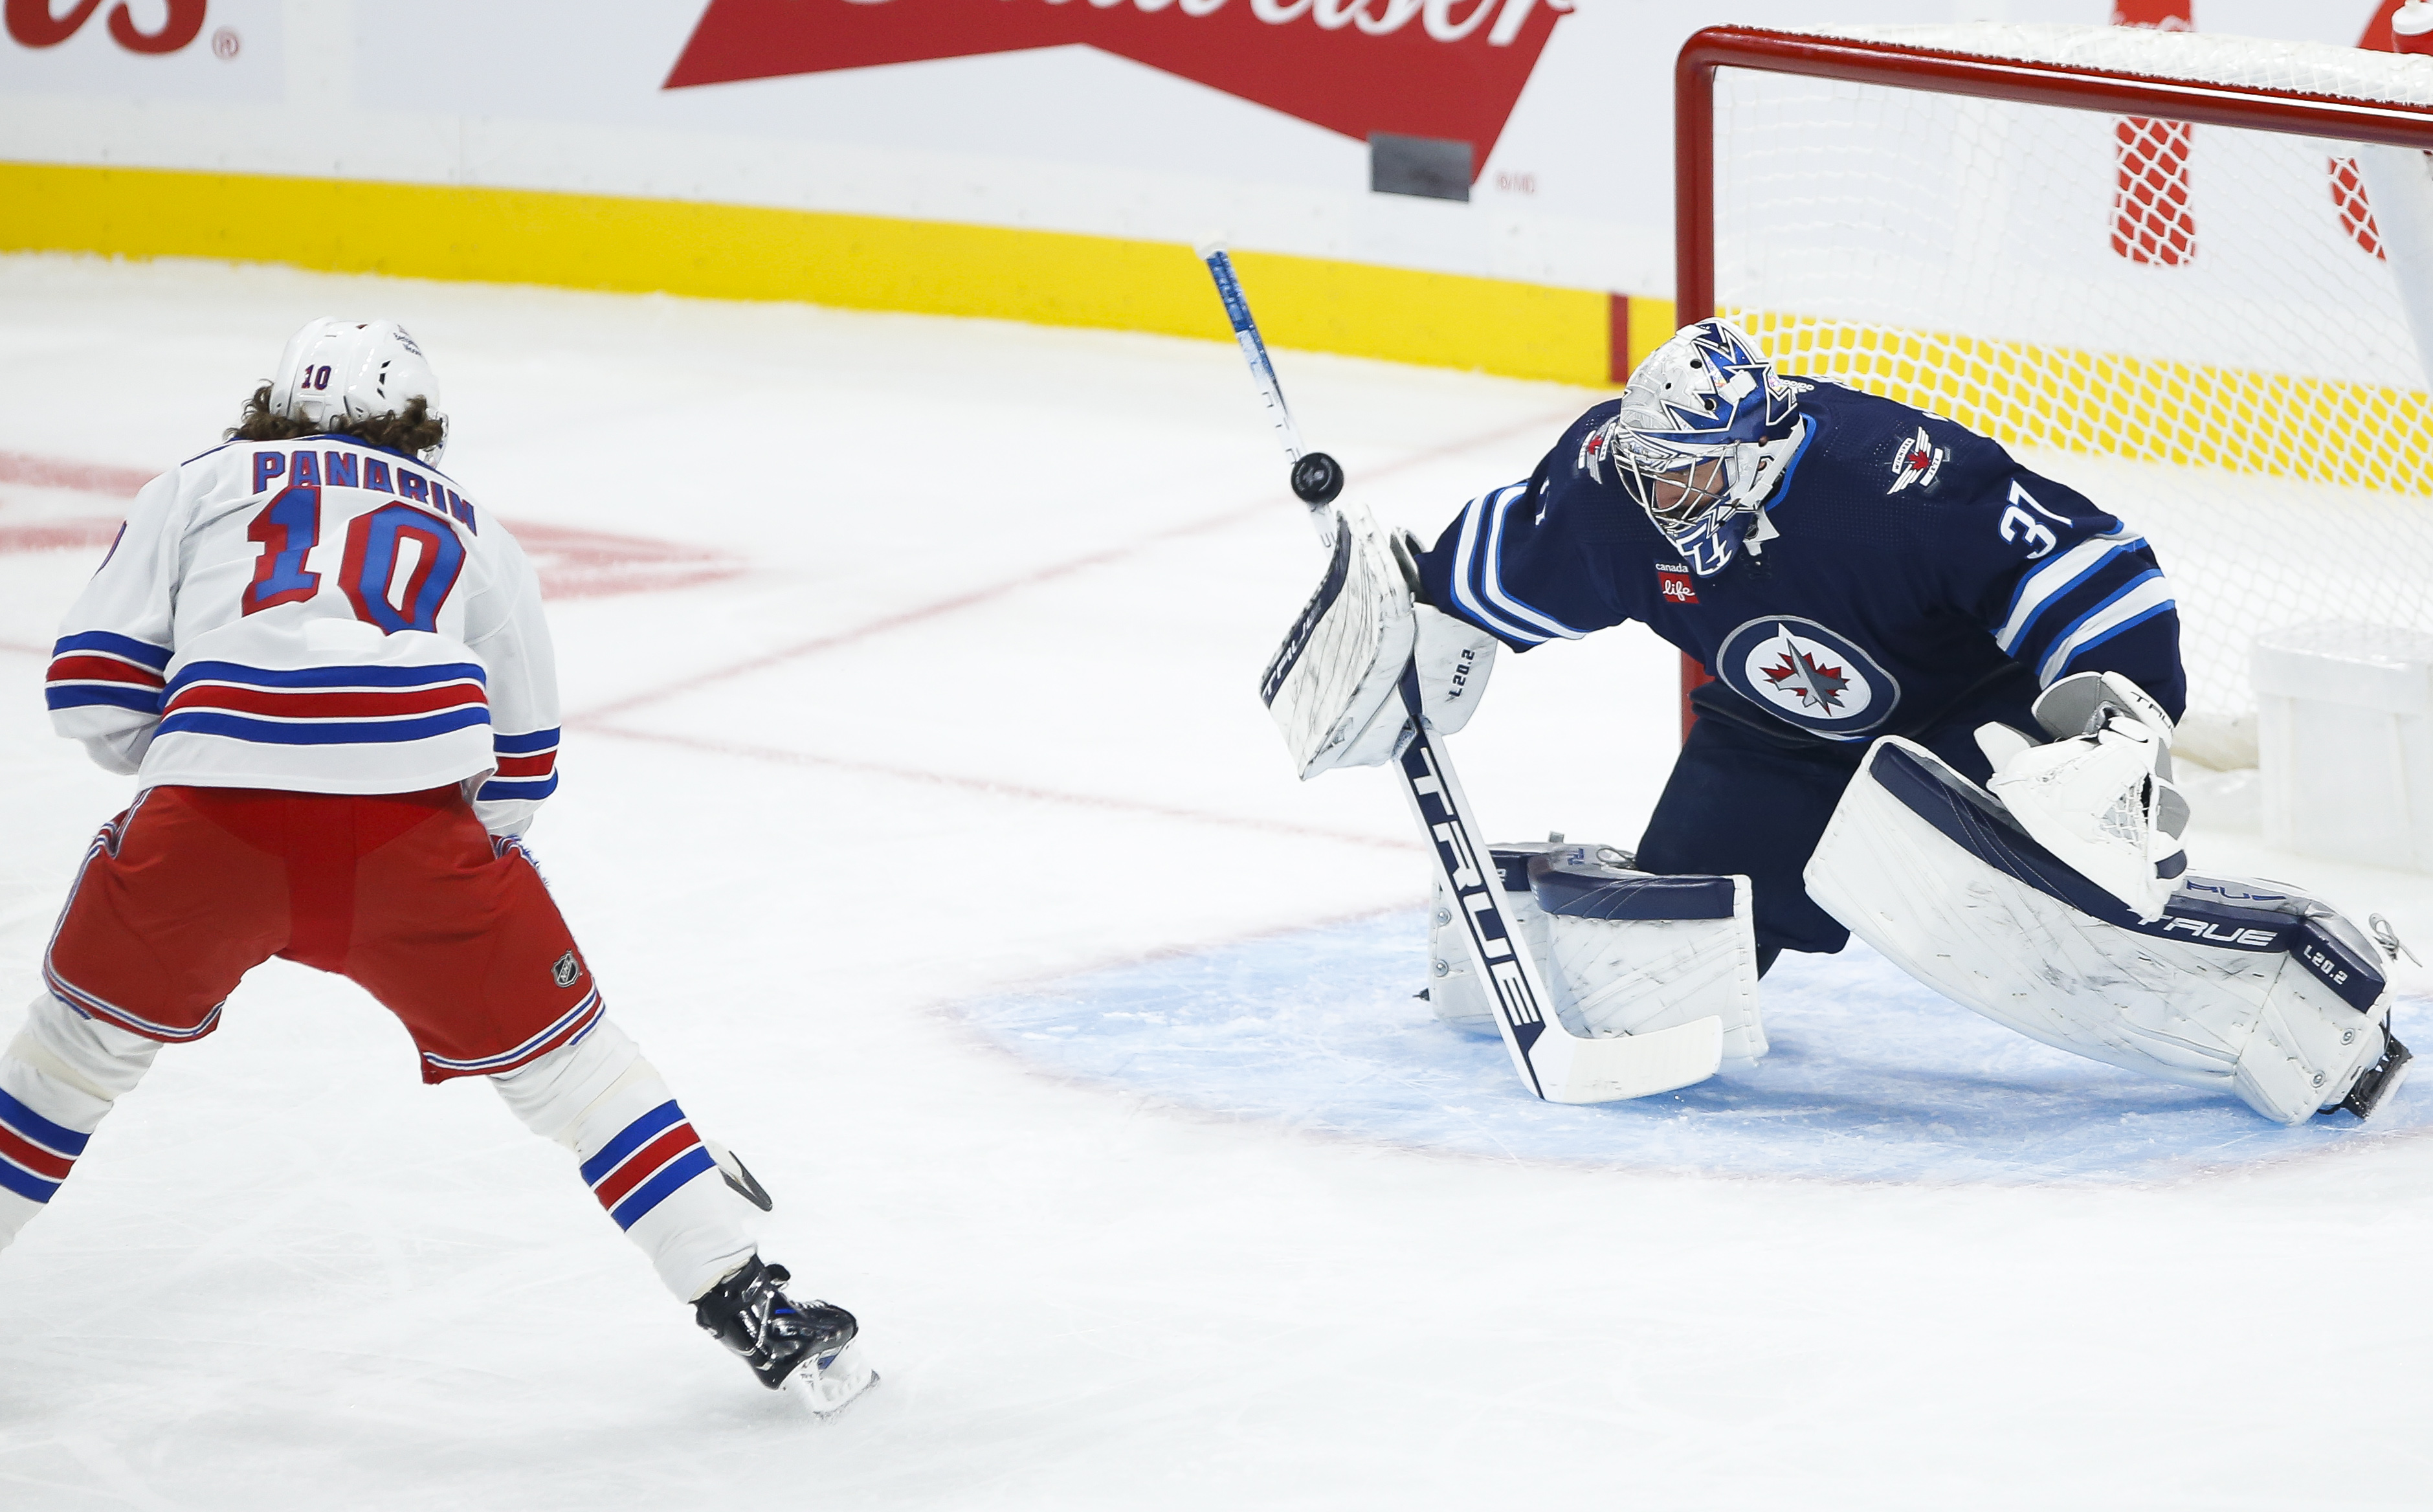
[1655,562,1698,605]
[1715,616,1900,739]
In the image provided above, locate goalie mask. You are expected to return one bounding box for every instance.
[267,318,445,461]
[1586,317,1804,577]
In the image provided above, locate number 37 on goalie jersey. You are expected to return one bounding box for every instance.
[243,482,468,633]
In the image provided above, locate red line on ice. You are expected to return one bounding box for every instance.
[572,407,1577,724]
[0,520,122,554]
[586,722,1416,854]
[0,452,156,496]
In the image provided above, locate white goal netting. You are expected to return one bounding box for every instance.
[1710,23,2433,768]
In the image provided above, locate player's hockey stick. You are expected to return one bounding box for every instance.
[1199,245,1723,1103]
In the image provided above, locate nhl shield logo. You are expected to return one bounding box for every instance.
[551,951,583,988]
[1715,617,1900,739]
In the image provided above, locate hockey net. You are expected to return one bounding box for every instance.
[1685,23,2433,769]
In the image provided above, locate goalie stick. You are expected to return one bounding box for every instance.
[1199,245,1724,1104]
[1198,243,1345,542]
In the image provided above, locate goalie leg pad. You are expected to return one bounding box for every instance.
[1424,842,1768,1067]
[1807,738,2397,1124]
[1530,847,1768,1065]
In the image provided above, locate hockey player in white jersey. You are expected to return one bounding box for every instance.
[5,318,873,1413]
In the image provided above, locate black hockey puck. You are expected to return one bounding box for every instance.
[1291,451,1344,506]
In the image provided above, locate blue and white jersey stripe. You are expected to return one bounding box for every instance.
[1449,485,1592,648]
[2035,572,2179,686]
[1992,520,2180,688]
[1992,528,2148,656]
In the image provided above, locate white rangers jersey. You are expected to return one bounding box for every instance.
[45,436,560,807]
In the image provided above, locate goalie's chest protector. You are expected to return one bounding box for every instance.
[1555,386,2080,744]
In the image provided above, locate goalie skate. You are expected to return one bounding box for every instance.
[2340,1035,2414,1122]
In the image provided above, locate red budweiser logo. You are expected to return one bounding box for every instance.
[5,0,204,53]
[664,0,1573,179]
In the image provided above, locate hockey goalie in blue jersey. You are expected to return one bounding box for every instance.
[1355,317,2412,1124]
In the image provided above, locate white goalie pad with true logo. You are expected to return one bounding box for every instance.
[1258,502,1416,780]
[1808,737,2399,1124]
[1427,840,1767,1066]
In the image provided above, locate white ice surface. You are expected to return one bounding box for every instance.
[3,256,2432,1509]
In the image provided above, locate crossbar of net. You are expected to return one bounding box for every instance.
[1713,65,2433,768]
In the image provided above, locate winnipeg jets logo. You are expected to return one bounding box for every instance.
[1577,419,1616,483]
[1760,632,1850,711]
[1887,427,1946,495]
[1715,617,1898,738]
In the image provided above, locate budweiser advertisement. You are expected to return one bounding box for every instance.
[665,0,1572,179]
[0,0,278,100]
[1,0,2401,299]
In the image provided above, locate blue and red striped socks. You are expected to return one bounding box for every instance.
[489,1016,757,1301]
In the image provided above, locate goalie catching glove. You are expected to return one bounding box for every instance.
[1981,671,2190,922]
[1259,502,1498,778]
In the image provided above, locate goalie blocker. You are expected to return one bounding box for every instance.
[1808,736,2412,1124]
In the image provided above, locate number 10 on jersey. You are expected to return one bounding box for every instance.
[242,484,467,632]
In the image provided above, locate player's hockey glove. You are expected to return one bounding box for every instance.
[1982,671,2190,922]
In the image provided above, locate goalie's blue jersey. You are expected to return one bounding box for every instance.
[1413,381,2185,742]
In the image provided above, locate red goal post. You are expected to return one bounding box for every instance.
[1668,24,2433,749]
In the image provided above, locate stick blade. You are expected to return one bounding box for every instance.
[1536,1016,1724,1104]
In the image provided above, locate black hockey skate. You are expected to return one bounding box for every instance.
[694,1256,874,1414]
[2339,1034,2413,1120]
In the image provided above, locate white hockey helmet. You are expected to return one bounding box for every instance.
[1585,317,1804,577]
[267,318,445,460]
